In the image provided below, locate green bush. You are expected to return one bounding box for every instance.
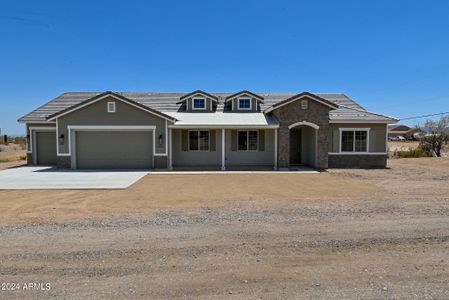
[397,148,427,158]
[19,155,27,161]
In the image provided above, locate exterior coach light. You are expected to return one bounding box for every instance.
[59,134,65,145]
[159,134,163,146]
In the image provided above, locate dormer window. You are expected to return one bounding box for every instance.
[238,98,251,110]
[192,98,206,110]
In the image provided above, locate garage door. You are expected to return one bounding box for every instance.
[75,131,153,169]
[36,131,57,165]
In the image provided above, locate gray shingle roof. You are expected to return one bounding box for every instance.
[18,92,397,123]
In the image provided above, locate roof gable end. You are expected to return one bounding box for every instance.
[264,92,339,113]
[178,90,218,104]
[47,91,176,121]
[224,90,264,102]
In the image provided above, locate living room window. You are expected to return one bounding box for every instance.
[192,98,206,110]
[340,129,369,152]
[189,130,209,151]
[238,130,258,151]
[238,98,251,110]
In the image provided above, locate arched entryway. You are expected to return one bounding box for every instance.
[288,121,319,168]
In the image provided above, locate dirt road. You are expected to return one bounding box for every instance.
[1,158,448,299]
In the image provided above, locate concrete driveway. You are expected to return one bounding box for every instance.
[0,167,149,190]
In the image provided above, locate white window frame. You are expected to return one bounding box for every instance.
[107,101,116,113]
[237,130,258,152]
[238,98,252,110]
[339,128,370,153]
[192,98,206,110]
[188,130,210,151]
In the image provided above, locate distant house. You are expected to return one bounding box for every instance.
[19,91,397,170]
[388,125,420,140]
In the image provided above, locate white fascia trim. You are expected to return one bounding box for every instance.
[264,94,337,113]
[61,125,167,158]
[27,126,57,154]
[22,121,56,124]
[225,93,263,103]
[330,120,397,124]
[28,126,56,131]
[328,152,387,155]
[168,125,279,129]
[68,125,156,131]
[47,94,175,122]
[181,92,218,103]
[288,121,320,130]
[339,128,371,131]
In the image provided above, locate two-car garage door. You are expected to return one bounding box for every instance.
[75,131,153,169]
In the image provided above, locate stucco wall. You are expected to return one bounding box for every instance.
[172,129,222,167]
[225,129,275,166]
[328,123,387,153]
[26,123,56,153]
[171,129,275,167]
[57,96,169,154]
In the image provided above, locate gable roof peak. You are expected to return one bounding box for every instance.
[224,90,264,102]
[178,90,218,103]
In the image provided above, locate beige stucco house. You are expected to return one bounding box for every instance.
[18,90,397,170]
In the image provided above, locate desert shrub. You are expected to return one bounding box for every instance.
[13,136,27,146]
[0,159,9,163]
[397,148,427,158]
[19,155,27,161]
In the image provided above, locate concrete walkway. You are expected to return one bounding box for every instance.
[0,167,149,190]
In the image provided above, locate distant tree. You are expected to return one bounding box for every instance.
[419,115,449,157]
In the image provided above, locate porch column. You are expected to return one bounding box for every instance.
[274,128,278,170]
[168,128,173,170]
[221,128,226,171]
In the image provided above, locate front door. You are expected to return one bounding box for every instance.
[289,128,302,165]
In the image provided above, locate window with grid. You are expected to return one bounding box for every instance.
[189,131,209,151]
[238,98,251,110]
[238,130,258,151]
[341,130,368,152]
[193,98,206,110]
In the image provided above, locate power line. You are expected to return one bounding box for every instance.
[400,111,449,121]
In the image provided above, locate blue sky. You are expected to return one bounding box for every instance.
[1,0,449,135]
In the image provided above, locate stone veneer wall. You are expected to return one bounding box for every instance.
[328,154,387,168]
[271,97,332,169]
[26,153,33,166]
[154,156,168,169]
[56,156,71,168]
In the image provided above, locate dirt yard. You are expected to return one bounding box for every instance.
[0,143,26,170]
[0,158,449,299]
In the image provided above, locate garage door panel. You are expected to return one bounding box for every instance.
[76,131,153,169]
[36,131,57,165]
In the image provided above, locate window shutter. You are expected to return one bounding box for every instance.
[258,130,265,151]
[210,130,216,151]
[231,130,237,151]
[181,130,188,151]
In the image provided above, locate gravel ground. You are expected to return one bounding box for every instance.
[1,158,449,299]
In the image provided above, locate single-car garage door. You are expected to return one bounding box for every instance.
[36,131,57,165]
[75,131,153,169]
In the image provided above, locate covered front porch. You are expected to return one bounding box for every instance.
[168,127,278,171]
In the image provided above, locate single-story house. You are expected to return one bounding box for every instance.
[388,124,420,140]
[18,91,397,170]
